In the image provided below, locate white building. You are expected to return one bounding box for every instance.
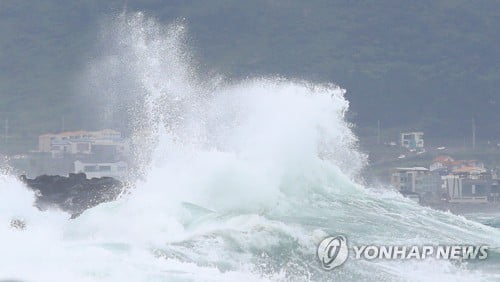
[38,129,128,158]
[74,160,128,179]
[400,132,424,149]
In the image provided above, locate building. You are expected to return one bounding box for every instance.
[74,160,128,179]
[430,155,484,174]
[38,129,128,159]
[391,167,429,193]
[23,129,130,177]
[441,163,497,203]
[400,132,424,149]
[391,167,443,204]
[390,153,499,206]
[491,179,500,202]
[38,129,122,152]
[392,166,496,204]
[452,166,487,177]
[442,175,492,203]
[414,173,443,204]
[49,140,71,155]
[429,155,455,171]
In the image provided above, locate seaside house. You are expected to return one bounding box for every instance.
[24,129,130,177]
[38,129,127,158]
[391,167,429,193]
[442,165,495,203]
[429,155,455,171]
[442,175,492,203]
[74,160,128,179]
[430,155,484,173]
[391,167,442,204]
[400,132,424,150]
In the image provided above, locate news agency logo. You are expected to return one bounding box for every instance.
[317,235,489,270]
[317,235,349,270]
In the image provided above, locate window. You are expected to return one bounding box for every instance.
[99,166,111,172]
[84,165,98,172]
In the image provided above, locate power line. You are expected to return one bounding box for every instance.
[377,120,381,145]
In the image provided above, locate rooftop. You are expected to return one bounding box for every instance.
[452,166,486,174]
[395,167,429,172]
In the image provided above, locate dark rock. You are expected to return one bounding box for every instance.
[10,218,26,230]
[19,173,124,218]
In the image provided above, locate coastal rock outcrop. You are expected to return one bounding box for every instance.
[19,173,124,218]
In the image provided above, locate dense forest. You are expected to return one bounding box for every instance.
[0,0,499,151]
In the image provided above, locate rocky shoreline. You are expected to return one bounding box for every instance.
[19,173,125,218]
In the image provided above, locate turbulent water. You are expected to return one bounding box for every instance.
[1,13,500,282]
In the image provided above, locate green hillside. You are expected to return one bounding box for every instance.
[0,0,499,152]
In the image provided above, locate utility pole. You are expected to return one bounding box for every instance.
[61,116,66,132]
[377,120,381,145]
[4,118,9,144]
[472,117,476,150]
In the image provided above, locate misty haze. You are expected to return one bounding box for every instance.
[0,1,499,281]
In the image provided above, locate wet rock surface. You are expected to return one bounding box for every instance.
[19,173,124,218]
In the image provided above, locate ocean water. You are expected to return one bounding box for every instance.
[466,213,500,229]
[1,13,499,282]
